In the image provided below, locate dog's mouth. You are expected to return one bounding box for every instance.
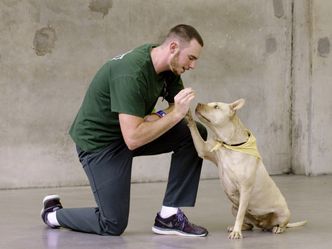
[196,111,211,123]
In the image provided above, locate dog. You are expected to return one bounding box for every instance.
[186,99,306,239]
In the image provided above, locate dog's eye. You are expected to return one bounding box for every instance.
[214,105,220,109]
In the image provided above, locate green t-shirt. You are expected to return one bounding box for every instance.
[69,44,184,152]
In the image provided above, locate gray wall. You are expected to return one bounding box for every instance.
[292,1,332,175]
[0,0,331,189]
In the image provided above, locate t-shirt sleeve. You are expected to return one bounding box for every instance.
[110,76,146,118]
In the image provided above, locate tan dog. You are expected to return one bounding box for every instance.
[186,99,306,239]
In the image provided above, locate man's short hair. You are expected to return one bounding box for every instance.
[166,24,204,47]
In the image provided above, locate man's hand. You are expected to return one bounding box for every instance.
[173,88,195,118]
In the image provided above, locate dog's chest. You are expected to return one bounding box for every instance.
[217,162,241,204]
[216,149,251,205]
[220,173,241,205]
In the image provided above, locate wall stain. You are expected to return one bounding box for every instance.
[89,0,113,17]
[318,37,330,57]
[273,0,284,18]
[266,37,277,54]
[270,122,283,133]
[33,26,57,56]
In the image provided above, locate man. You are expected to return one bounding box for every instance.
[41,24,208,237]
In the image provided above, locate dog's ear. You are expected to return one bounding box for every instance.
[230,98,245,111]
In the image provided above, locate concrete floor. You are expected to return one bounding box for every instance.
[1,175,331,249]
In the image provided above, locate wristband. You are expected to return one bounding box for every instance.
[155,110,166,118]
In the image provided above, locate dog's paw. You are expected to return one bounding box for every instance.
[227,225,234,232]
[185,109,195,125]
[228,230,243,239]
[272,226,286,234]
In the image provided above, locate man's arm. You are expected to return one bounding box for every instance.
[119,88,195,150]
[143,103,175,122]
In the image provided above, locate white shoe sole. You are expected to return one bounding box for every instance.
[40,194,60,216]
[43,194,60,204]
[152,226,207,237]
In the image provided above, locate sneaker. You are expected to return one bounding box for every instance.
[41,195,63,228]
[152,209,208,237]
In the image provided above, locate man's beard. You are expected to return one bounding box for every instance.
[170,52,182,75]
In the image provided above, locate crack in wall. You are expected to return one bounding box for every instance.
[288,0,295,174]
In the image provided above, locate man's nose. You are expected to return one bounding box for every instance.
[189,60,197,69]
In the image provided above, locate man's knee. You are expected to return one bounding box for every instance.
[168,119,207,149]
[178,119,207,140]
[109,223,127,236]
[101,219,128,236]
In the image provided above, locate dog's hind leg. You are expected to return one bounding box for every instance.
[272,225,287,234]
[270,209,290,234]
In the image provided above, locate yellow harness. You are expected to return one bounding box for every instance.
[210,131,261,159]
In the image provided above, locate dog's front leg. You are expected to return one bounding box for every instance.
[228,187,253,239]
[186,110,210,159]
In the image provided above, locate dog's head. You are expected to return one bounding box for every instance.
[195,99,245,132]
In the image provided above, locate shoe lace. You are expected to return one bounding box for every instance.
[176,209,189,230]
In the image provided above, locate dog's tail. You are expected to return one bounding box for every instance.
[286,220,307,228]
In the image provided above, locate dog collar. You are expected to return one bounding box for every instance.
[210,131,261,159]
[212,131,250,150]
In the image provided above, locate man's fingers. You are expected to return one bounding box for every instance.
[177,89,195,100]
[178,88,194,97]
[173,88,196,117]
[183,91,196,101]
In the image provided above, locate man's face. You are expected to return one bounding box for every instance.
[170,39,202,75]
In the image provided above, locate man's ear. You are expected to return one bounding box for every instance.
[230,98,245,111]
[169,41,180,54]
